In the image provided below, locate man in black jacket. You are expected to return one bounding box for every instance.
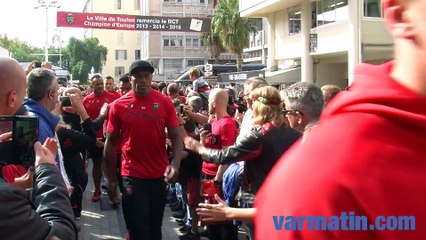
[0,56,77,240]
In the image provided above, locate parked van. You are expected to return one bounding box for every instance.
[175,63,266,83]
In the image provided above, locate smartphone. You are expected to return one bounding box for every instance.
[179,104,184,115]
[0,116,38,166]
[34,62,42,68]
[60,96,72,106]
[13,116,39,166]
[202,123,211,133]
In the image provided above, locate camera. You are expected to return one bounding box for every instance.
[34,62,42,68]
[202,123,211,133]
[0,116,39,166]
[60,96,72,107]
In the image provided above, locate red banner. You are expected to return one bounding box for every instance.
[57,12,137,31]
[57,11,211,32]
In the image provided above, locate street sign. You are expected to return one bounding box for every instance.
[310,33,318,52]
[57,11,211,32]
[217,70,265,83]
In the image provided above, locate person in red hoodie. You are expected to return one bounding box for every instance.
[255,0,426,239]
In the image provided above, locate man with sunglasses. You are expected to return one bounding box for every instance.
[280,82,324,133]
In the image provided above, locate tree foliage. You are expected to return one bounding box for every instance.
[202,32,224,64]
[0,35,107,83]
[65,37,108,83]
[212,0,256,71]
[0,34,43,62]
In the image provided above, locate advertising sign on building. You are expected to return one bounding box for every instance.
[57,11,211,32]
[310,33,318,52]
[217,70,265,83]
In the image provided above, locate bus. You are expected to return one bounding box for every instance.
[174,63,266,84]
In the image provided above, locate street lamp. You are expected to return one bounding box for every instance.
[52,29,63,67]
[34,0,60,62]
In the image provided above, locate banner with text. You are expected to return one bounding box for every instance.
[217,70,265,83]
[57,11,211,32]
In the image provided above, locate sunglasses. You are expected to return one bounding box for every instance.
[282,109,304,116]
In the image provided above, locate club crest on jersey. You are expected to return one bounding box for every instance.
[125,104,133,109]
[153,103,159,110]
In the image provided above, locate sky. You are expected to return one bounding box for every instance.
[0,0,88,48]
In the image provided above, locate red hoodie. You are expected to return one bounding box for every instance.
[255,62,426,240]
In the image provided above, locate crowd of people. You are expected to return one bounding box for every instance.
[0,1,425,239]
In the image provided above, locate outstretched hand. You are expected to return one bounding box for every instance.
[34,138,58,167]
[196,194,230,222]
[183,136,203,154]
[13,167,35,189]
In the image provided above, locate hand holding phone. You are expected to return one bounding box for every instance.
[60,96,72,106]
[202,123,211,133]
[0,116,38,166]
[179,104,184,115]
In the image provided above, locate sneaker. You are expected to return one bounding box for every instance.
[91,191,101,202]
[175,218,186,226]
[172,210,186,219]
[199,229,209,238]
[179,225,191,233]
[171,205,183,212]
[169,201,181,209]
[179,231,200,240]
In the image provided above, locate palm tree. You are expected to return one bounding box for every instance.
[202,31,224,64]
[212,0,255,71]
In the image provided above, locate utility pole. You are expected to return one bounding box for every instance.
[34,0,60,62]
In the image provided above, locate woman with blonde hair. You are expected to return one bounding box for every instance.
[184,86,301,236]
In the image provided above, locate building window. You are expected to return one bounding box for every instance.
[200,0,205,3]
[115,66,125,76]
[135,50,141,60]
[115,50,127,60]
[135,0,140,10]
[163,59,183,79]
[185,37,201,48]
[117,33,124,44]
[364,0,381,17]
[186,38,192,48]
[288,5,301,35]
[115,0,122,10]
[193,39,199,48]
[187,59,204,66]
[137,32,142,42]
[163,36,184,48]
[164,59,182,68]
[312,0,348,28]
[163,0,182,3]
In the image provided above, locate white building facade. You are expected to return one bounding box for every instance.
[84,0,236,82]
[240,0,392,88]
[84,0,142,82]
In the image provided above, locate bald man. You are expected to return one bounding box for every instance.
[200,88,238,239]
[0,57,27,115]
[0,56,77,239]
